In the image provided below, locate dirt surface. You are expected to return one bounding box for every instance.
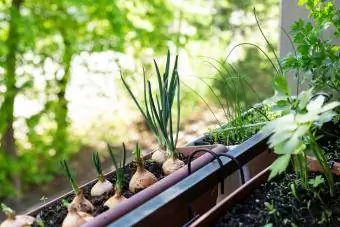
[216,173,340,227]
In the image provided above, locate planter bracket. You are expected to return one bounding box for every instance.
[217,153,245,185]
[186,148,225,224]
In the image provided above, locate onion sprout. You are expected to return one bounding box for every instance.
[90,151,113,196]
[60,160,94,213]
[134,143,143,168]
[92,152,104,182]
[121,51,180,157]
[60,160,80,195]
[1,203,15,220]
[1,203,35,227]
[107,143,126,195]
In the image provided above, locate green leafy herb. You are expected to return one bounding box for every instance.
[268,154,291,180]
[262,86,339,195]
[309,175,325,188]
[282,0,340,93]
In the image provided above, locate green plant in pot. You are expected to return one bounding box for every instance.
[122,51,184,175]
[262,75,340,196]
[282,0,339,94]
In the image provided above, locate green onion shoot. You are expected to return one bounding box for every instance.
[60,160,94,213]
[104,143,127,209]
[90,152,113,196]
[121,51,180,165]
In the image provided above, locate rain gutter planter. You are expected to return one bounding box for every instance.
[106,132,276,227]
[25,143,229,225]
[189,166,271,227]
[110,125,340,227]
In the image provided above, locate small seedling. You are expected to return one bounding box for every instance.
[290,183,298,200]
[308,175,325,188]
[264,201,280,226]
[40,196,48,204]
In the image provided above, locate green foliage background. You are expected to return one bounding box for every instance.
[0,0,279,201]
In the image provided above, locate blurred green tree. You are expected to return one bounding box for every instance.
[0,0,176,198]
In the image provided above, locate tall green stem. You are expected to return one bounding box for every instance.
[296,153,308,188]
[0,0,24,197]
[53,29,73,158]
[309,131,334,196]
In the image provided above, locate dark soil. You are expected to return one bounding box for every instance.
[32,154,189,227]
[215,173,340,227]
[319,121,340,161]
[215,121,340,227]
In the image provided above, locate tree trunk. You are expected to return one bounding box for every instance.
[0,0,24,197]
[53,33,73,158]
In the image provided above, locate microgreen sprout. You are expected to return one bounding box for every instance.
[262,76,340,196]
[264,200,280,226]
[40,196,48,204]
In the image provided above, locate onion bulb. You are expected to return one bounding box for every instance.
[129,143,157,193]
[62,204,91,227]
[70,192,94,213]
[129,167,157,193]
[104,192,127,209]
[0,204,35,227]
[162,157,184,175]
[77,211,94,222]
[151,147,167,164]
[91,179,113,197]
[60,160,95,213]
[91,151,113,196]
